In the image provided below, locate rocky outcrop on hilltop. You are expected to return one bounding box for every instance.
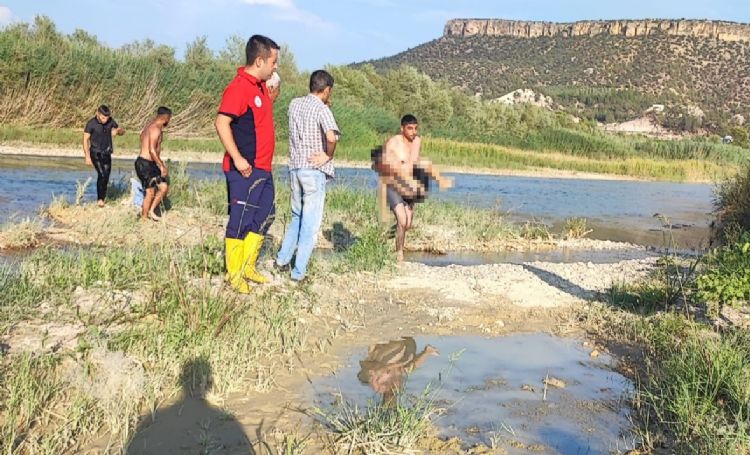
[444,19,750,42]
[364,18,750,126]
[492,89,554,109]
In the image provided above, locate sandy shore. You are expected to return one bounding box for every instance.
[0,144,645,181]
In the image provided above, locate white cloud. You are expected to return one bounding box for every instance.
[0,6,14,25]
[240,0,335,30]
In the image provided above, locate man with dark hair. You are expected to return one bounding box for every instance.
[275,69,340,282]
[135,106,172,221]
[83,104,124,207]
[374,115,453,262]
[215,34,280,294]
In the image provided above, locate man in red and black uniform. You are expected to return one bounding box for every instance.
[215,34,280,294]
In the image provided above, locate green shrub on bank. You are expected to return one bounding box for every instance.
[714,164,750,244]
[638,316,750,454]
[697,234,750,314]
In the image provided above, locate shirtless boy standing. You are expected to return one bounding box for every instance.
[376,115,453,261]
[135,106,172,221]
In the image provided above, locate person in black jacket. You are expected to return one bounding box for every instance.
[83,105,125,207]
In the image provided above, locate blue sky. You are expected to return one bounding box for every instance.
[1,0,749,70]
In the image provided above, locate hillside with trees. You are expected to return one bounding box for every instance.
[365,19,750,136]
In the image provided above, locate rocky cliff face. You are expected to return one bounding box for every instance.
[444,19,750,42]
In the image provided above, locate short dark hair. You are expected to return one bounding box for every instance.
[157,106,172,116]
[245,35,280,65]
[309,70,334,93]
[401,114,418,126]
[97,105,111,116]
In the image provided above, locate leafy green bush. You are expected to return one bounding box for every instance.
[697,234,750,313]
[714,164,750,244]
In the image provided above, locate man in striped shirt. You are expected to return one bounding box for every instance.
[276,70,341,282]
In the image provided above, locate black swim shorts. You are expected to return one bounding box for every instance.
[386,184,414,211]
[386,166,430,211]
[135,156,168,189]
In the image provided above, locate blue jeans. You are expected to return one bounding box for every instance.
[276,169,328,280]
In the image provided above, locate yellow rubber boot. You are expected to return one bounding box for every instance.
[225,238,251,294]
[242,232,269,284]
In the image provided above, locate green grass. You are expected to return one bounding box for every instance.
[422,137,735,182]
[315,384,437,454]
[0,353,70,455]
[562,217,591,239]
[0,241,308,452]
[595,240,750,453]
[335,224,395,273]
[634,315,750,454]
[606,281,669,315]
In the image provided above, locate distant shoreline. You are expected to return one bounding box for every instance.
[0,144,659,182]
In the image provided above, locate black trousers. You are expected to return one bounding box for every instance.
[91,151,112,201]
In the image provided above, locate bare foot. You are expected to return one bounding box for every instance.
[97,200,105,208]
[397,250,404,263]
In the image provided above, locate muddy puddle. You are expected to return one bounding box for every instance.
[313,333,637,454]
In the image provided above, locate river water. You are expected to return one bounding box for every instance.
[0,154,715,249]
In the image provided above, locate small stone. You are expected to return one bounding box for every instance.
[590,349,600,358]
[465,425,482,434]
[544,376,566,389]
[495,320,505,327]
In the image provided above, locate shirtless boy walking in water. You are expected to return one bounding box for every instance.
[375,115,453,261]
[135,106,172,221]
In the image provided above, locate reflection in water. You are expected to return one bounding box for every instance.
[315,334,637,453]
[127,357,253,454]
[357,337,438,405]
